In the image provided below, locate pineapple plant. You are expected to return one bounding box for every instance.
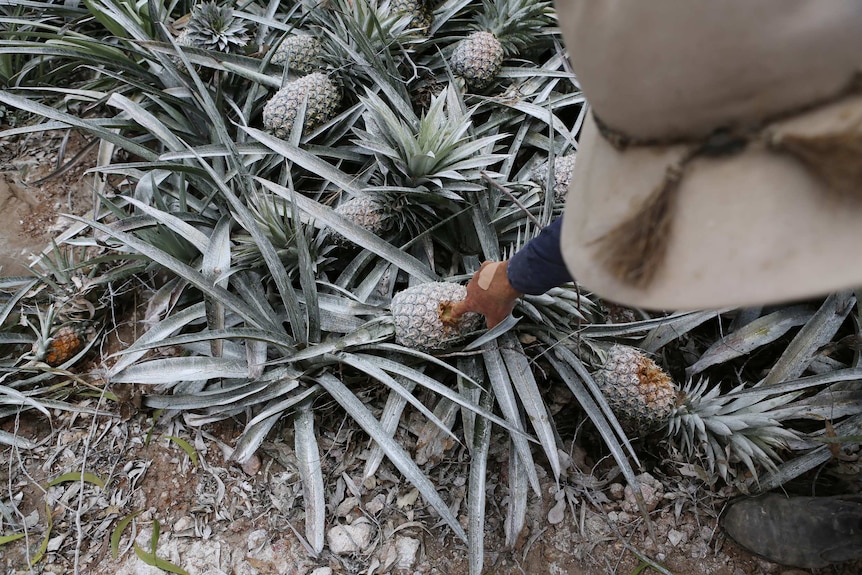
[391,282,483,352]
[176,1,249,54]
[271,33,325,75]
[449,0,552,89]
[262,72,342,138]
[592,344,802,480]
[533,153,577,203]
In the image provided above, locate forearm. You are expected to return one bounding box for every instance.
[506,218,574,295]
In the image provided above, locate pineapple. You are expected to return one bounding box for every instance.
[178,2,249,54]
[390,0,433,35]
[533,153,577,203]
[334,195,394,238]
[449,0,552,89]
[40,325,87,367]
[271,34,324,75]
[391,282,482,352]
[25,305,92,367]
[593,344,801,480]
[262,72,341,138]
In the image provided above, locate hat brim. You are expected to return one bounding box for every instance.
[561,98,862,310]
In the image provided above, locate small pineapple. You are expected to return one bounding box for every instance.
[533,153,577,203]
[390,0,433,35]
[334,195,393,238]
[391,282,482,352]
[262,72,341,138]
[449,0,552,89]
[41,325,87,367]
[593,344,800,481]
[178,2,249,53]
[271,34,325,75]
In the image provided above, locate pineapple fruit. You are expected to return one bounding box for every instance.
[30,323,91,367]
[593,344,800,480]
[263,72,341,137]
[177,2,249,54]
[449,0,551,89]
[334,195,393,238]
[391,0,433,35]
[391,282,482,352]
[271,34,325,75]
[534,153,577,203]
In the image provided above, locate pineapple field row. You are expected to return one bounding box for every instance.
[0,1,859,574]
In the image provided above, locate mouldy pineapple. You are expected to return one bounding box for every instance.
[593,344,800,480]
[449,0,552,89]
[177,1,249,54]
[391,282,482,352]
[534,153,577,203]
[271,34,324,75]
[262,72,341,138]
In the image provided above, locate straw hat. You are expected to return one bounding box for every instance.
[556,1,862,310]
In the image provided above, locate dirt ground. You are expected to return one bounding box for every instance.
[0,129,860,575]
[0,129,98,277]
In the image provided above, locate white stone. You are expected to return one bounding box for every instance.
[247,529,268,551]
[327,521,374,554]
[173,516,193,533]
[395,536,420,569]
[310,568,332,575]
[667,528,686,547]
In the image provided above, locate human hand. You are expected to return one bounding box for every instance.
[450,260,522,328]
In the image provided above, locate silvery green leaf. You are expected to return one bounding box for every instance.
[0,429,37,449]
[764,291,855,385]
[0,91,156,160]
[335,353,460,446]
[687,306,813,376]
[294,401,325,554]
[363,377,417,480]
[315,372,467,542]
[111,357,249,384]
[68,216,277,331]
[641,309,729,353]
[481,343,540,495]
[757,413,862,491]
[504,437,529,548]
[414,397,460,466]
[232,385,318,464]
[499,333,560,479]
[107,93,185,151]
[369,354,524,437]
[108,302,205,376]
[467,389,493,575]
[144,378,272,410]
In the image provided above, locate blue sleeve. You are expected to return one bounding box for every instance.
[506,217,574,295]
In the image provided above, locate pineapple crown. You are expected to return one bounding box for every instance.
[472,0,553,55]
[185,1,249,53]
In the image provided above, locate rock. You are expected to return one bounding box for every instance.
[173,516,193,534]
[247,529,268,551]
[310,568,332,575]
[608,483,625,501]
[396,536,420,569]
[621,473,664,514]
[327,521,374,554]
[667,529,686,547]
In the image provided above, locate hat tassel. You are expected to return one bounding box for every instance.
[593,163,684,288]
[770,129,862,200]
